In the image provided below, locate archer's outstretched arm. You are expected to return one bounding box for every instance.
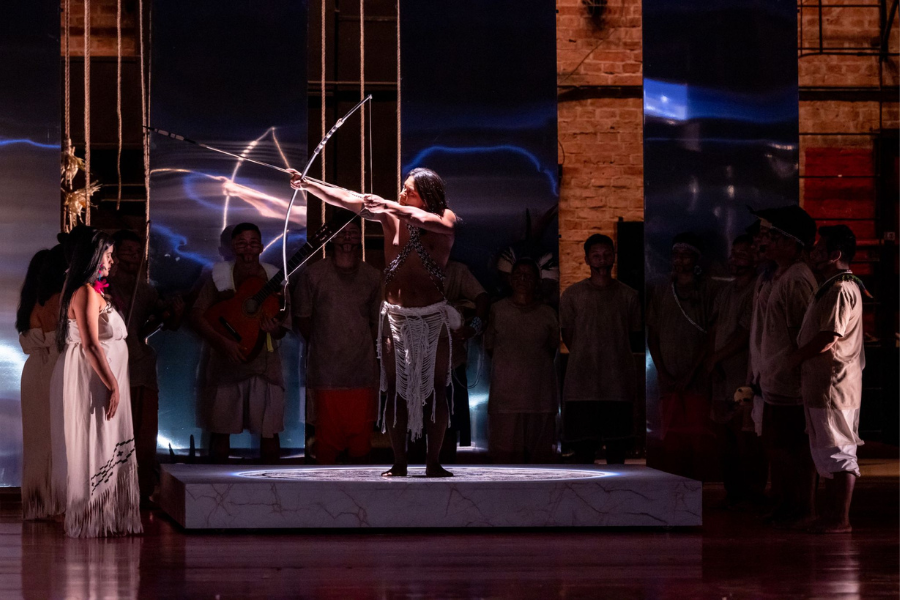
[289,171,366,214]
[362,194,457,235]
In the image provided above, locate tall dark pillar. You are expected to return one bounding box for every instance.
[642,0,799,472]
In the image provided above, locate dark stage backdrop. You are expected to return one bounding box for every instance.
[149,1,308,452]
[643,0,799,467]
[401,0,559,449]
[0,2,60,486]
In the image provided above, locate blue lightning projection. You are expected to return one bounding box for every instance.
[151,223,215,268]
[403,144,559,195]
[0,138,58,150]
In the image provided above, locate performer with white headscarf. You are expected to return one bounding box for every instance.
[291,167,459,477]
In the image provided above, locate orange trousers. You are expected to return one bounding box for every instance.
[312,388,377,465]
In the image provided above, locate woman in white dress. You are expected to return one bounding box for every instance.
[17,245,67,519]
[52,228,142,537]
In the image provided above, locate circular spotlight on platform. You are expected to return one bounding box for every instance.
[235,466,616,482]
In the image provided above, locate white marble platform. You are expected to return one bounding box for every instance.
[159,464,701,529]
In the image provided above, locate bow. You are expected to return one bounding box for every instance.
[280,94,373,283]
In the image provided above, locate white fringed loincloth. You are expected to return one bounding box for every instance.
[378,301,461,441]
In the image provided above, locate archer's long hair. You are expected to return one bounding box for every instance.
[16,249,50,334]
[57,228,114,351]
[407,168,447,216]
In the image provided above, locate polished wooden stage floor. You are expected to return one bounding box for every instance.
[1,458,896,599]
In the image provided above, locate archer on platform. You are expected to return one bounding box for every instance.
[290,168,459,478]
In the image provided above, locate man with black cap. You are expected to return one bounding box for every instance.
[647,232,717,478]
[750,205,818,526]
[790,224,865,533]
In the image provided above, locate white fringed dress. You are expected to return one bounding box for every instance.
[51,303,142,537]
[19,328,66,519]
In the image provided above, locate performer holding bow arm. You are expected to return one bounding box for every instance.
[290,168,459,477]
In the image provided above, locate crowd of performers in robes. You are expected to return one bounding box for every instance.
[16,164,867,536]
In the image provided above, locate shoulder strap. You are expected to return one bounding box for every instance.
[815,271,871,301]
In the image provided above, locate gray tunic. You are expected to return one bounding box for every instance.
[798,278,865,411]
[485,299,559,414]
[293,257,382,390]
[758,262,816,404]
[560,279,641,403]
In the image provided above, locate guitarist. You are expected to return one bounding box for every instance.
[191,222,289,463]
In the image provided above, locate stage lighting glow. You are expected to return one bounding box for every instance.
[0,342,27,397]
[235,465,617,482]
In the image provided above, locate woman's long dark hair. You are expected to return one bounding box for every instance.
[16,250,50,334]
[57,228,114,351]
[38,244,67,305]
[407,168,447,215]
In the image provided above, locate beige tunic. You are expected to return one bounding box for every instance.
[194,274,286,388]
[798,278,865,411]
[759,262,816,404]
[647,279,717,392]
[710,279,754,419]
[485,299,559,414]
[748,271,774,386]
[108,277,160,391]
[293,257,381,390]
[194,266,287,436]
[560,279,641,403]
[444,261,487,369]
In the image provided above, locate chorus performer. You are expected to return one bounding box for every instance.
[17,245,67,519]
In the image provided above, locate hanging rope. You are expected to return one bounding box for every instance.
[139,0,152,281]
[83,0,92,225]
[115,0,123,209]
[396,0,401,200]
[146,3,153,282]
[360,0,366,261]
[64,0,71,145]
[61,0,81,231]
[320,0,327,258]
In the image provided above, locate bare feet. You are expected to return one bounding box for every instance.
[381,465,408,478]
[786,514,819,531]
[808,519,853,534]
[426,465,454,478]
[771,511,816,530]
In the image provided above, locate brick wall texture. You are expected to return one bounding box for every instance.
[557,0,898,292]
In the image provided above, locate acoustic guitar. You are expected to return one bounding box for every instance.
[203,213,354,362]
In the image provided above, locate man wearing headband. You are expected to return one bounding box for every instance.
[749,205,817,527]
[647,232,717,478]
[791,224,865,534]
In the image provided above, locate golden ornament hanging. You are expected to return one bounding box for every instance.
[62,180,101,227]
[61,138,83,189]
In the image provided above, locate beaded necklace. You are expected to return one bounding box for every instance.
[384,224,446,294]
